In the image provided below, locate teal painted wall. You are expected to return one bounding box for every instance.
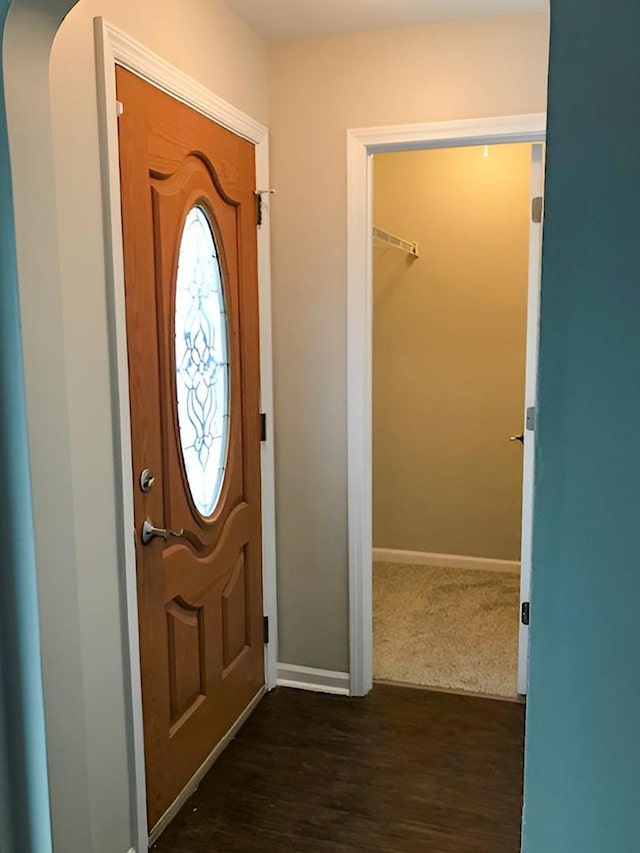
[523,2,640,850]
[0,5,52,851]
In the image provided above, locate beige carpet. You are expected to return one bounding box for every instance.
[373,562,520,698]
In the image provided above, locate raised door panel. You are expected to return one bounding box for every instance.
[222,551,250,670]
[166,597,206,730]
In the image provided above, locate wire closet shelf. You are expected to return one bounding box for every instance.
[372,226,419,258]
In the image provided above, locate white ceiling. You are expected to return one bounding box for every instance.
[224,0,547,40]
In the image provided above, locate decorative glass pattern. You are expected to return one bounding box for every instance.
[175,206,229,517]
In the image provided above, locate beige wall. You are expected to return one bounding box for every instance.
[4,1,267,849]
[373,145,532,562]
[268,13,549,671]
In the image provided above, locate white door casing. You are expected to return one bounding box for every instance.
[518,142,545,695]
[346,115,547,698]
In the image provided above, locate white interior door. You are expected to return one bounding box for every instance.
[517,142,545,695]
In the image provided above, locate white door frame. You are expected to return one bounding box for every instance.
[346,114,546,698]
[518,142,545,694]
[94,18,278,850]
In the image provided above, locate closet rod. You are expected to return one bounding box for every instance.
[372,226,419,258]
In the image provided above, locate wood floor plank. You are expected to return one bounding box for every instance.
[152,684,525,852]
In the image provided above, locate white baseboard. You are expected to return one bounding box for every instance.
[372,547,520,574]
[277,663,350,696]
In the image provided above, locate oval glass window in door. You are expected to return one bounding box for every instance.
[174,205,230,517]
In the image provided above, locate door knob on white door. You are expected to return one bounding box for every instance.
[141,517,185,545]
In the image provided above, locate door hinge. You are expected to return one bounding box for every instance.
[263,615,270,644]
[116,100,124,117]
[521,602,530,626]
[254,189,275,228]
[260,412,267,442]
[526,406,536,431]
[531,196,543,224]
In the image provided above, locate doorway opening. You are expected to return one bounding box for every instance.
[346,115,546,699]
[371,142,543,699]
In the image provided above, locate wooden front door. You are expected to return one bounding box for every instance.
[117,67,265,830]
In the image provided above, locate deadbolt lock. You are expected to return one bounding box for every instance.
[139,468,155,493]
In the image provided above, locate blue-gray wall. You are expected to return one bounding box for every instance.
[0,4,52,850]
[523,2,640,850]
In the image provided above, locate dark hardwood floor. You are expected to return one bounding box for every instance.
[153,684,525,852]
